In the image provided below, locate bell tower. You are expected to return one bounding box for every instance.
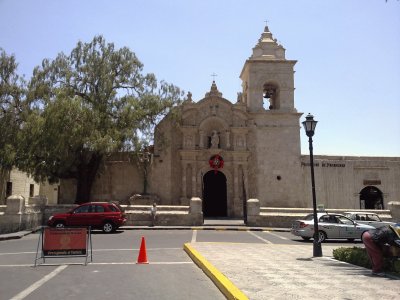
[240,26,296,112]
[240,26,303,208]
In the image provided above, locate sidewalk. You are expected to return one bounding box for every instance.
[185,242,399,300]
[0,230,33,241]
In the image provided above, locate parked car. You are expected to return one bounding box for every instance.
[291,213,375,242]
[344,212,396,229]
[47,202,127,233]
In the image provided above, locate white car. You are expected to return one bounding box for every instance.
[344,212,396,229]
[291,213,375,242]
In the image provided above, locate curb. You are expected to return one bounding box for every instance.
[0,231,32,241]
[183,243,248,300]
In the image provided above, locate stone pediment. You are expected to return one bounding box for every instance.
[182,81,250,129]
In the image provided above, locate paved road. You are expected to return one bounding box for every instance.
[0,230,223,300]
[0,229,364,300]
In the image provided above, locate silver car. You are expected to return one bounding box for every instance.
[291,213,375,242]
[344,212,396,229]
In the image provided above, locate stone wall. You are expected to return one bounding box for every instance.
[0,196,203,234]
[246,199,398,228]
[301,156,400,210]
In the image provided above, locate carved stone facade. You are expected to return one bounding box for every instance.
[146,26,304,218]
[45,26,399,220]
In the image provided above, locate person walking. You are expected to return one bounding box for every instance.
[362,223,400,276]
[150,203,157,226]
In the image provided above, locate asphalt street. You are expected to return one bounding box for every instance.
[0,229,363,300]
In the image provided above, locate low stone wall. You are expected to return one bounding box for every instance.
[246,199,397,228]
[0,196,203,234]
[0,195,45,234]
[123,197,203,226]
[2,195,396,234]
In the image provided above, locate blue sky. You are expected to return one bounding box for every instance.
[1,0,399,156]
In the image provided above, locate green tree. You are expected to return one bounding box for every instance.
[19,36,182,203]
[0,49,26,201]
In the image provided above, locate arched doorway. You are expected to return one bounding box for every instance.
[203,170,227,217]
[360,186,384,209]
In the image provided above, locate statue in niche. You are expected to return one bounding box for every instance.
[210,130,219,149]
[237,136,243,147]
[185,135,193,147]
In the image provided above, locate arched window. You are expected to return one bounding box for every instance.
[263,83,279,110]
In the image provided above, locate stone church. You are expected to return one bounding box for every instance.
[53,26,400,221]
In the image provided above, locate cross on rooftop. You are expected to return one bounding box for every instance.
[211,73,217,81]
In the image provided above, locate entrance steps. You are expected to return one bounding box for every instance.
[203,218,245,226]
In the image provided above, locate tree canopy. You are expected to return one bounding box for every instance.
[15,36,183,203]
[0,49,25,171]
[0,49,27,201]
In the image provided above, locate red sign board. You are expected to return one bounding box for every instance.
[43,228,87,256]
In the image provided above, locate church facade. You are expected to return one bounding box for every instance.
[54,26,399,220]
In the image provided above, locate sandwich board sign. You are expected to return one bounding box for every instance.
[34,227,92,266]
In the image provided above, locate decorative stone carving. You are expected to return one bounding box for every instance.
[210,130,219,149]
[184,135,194,148]
[225,130,231,149]
[199,130,204,148]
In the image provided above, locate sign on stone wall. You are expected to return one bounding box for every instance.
[363,179,381,185]
[301,162,346,167]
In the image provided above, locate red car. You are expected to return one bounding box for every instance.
[47,202,127,233]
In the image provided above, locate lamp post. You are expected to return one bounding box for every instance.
[302,113,322,257]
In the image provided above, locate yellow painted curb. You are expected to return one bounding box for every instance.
[183,243,248,300]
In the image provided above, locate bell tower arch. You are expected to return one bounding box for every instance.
[239,26,297,112]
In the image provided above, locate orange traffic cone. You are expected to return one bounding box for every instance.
[136,236,149,264]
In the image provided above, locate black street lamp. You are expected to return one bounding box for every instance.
[302,113,323,257]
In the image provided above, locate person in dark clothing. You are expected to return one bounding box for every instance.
[362,224,400,276]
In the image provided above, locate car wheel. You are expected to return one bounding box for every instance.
[301,237,311,241]
[318,231,327,242]
[54,221,65,229]
[102,222,115,233]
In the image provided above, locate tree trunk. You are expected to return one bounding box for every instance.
[75,153,102,204]
[0,168,10,204]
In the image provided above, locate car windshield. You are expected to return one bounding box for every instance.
[116,204,125,212]
[344,213,354,220]
[303,214,314,220]
[337,216,354,225]
[367,214,381,222]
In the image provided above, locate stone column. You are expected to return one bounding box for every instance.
[233,163,240,216]
[197,171,204,197]
[192,164,197,197]
[199,130,204,149]
[6,195,25,214]
[2,195,25,234]
[189,197,203,225]
[225,130,231,149]
[181,162,187,204]
[388,201,400,221]
[246,198,260,226]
